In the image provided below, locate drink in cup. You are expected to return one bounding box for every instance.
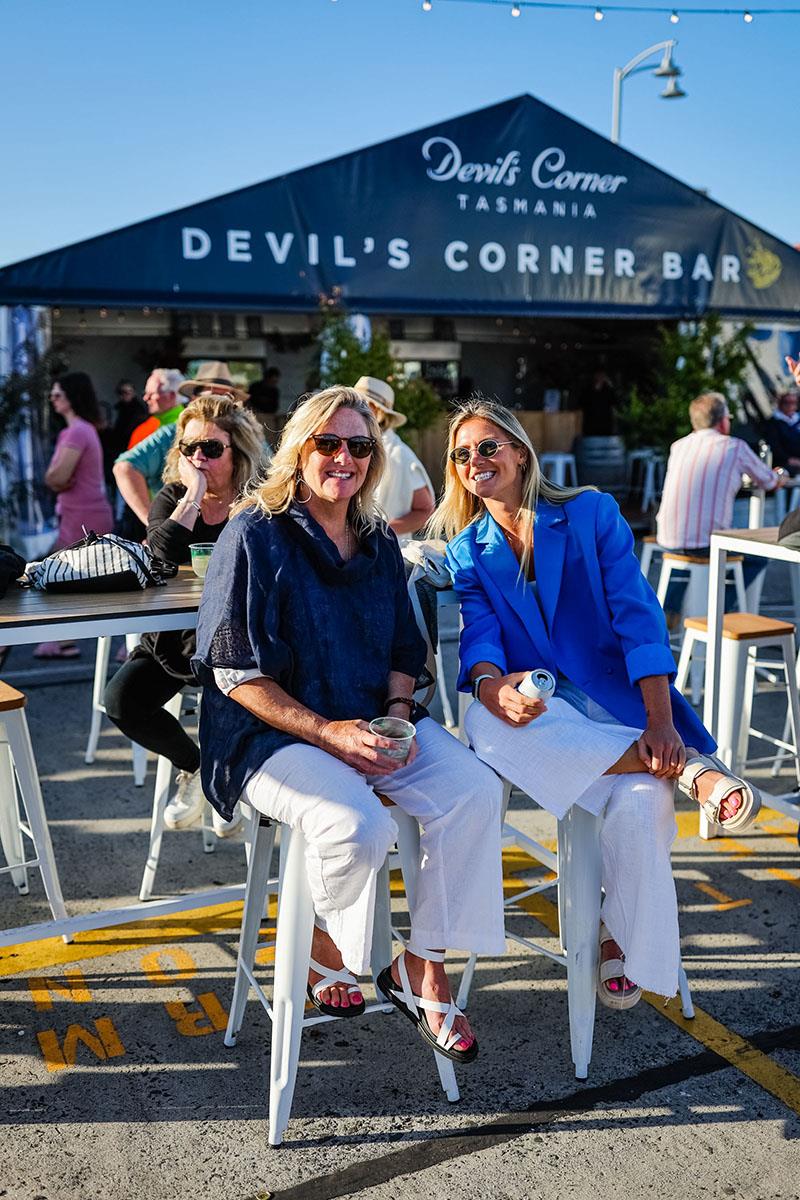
[189,543,215,579]
[368,716,416,762]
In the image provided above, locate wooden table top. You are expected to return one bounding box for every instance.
[0,566,205,639]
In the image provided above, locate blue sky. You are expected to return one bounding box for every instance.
[0,0,797,267]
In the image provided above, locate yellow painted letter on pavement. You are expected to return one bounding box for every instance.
[140,946,197,986]
[37,1017,125,1072]
[27,967,93,1011]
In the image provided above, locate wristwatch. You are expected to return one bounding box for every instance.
[471,673,496,702]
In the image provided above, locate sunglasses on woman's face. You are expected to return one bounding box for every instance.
[308,433,376,459]
[179,438,230,459]
[449,439,517,465]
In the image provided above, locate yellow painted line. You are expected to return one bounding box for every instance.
[0,900,260,978]
[502,861,800,1119]
[692,882,752,911]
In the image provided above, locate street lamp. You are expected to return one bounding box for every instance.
[611,40,686,145]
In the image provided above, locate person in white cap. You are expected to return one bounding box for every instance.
[353,377,434,547]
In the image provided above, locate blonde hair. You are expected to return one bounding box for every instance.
[427,396,595,577]
[163,392,267,496]
[231,386,386,534]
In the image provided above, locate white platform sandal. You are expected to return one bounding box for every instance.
[376,946,478,1064]
[678,755,761,832]
[597,922,642,1011]
[306,956,365,1018]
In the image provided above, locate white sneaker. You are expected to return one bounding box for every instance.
[212,803,244,839]
[163,769,205,830]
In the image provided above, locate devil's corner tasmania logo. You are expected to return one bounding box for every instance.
[746,240,782,289]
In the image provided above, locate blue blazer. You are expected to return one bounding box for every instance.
[445,491,715,754]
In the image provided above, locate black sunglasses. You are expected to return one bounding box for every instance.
[449,438,517,465]
[308,433,376,460]
[179,438,231,459]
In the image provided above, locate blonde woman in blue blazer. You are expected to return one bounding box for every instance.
[430,398,760,1008]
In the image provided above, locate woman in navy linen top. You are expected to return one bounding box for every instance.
[194,386,505,1064]
[430,397,760,1013]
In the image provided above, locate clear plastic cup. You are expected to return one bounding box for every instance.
[189,543,215,579]
[368,716,416,762]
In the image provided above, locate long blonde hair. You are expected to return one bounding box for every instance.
[427,396,595,576]
[163,392,267,496]
[232,386,386,534]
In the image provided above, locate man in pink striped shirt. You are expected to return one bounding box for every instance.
[656,391,784,617]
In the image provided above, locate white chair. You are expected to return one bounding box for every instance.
[0,682,69,928]
[138,688,218,901]
[676,613,800,838]
[85,635,148,785]
[639,535,662,581]
[225,802,459,1147]
[539,452,578,488]
[455,776,693,1080]
[657,553,747,705]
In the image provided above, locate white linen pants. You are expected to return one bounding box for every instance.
[466,699,680,998]
[243,717,506,976]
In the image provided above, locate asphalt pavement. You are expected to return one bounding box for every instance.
[1,554,799,1200]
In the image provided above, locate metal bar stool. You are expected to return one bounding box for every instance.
[225,798,459,1146]
[539,452,578,488]
[85,635,148,785]
[0,681,69,928]
[675,613,800,838]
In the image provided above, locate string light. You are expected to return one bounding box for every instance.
[409,2,799,18]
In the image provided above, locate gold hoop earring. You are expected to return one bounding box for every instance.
[295,472,312,504]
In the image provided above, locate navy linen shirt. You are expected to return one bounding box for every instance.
[192,502,427,820]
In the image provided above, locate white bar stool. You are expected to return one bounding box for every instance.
[138,688,217,902]
[639,535,662,581]
[456,780,693,1079]
[85,635,148,785]
[539,452,577,488]
[641,455,665,512]
[657,553,747,705]
[0,681,69,927]
[225,801,459,1147]
[675,613,800,838]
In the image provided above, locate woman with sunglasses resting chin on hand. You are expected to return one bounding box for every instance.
[430,396,762,1012]
[104,393,267,837]
[192,386,505,1062]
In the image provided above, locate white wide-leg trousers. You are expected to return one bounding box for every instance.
[243,717,506,976]
[466,700,680,997]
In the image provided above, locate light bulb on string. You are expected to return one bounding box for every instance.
[594,7,604,20]
[511,2,521,13]
[422,0,432,9]
[670,9,679,22]
[743,9,753,21]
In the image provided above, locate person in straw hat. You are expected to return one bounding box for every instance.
[177,361,250,405]
[353,376,434,548]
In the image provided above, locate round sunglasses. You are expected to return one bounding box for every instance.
[449,438,517,465]
[308,433,376,459]
[179,438,231,459]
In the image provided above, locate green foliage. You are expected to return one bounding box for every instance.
[317,313,444,438]
[616,315,754,453]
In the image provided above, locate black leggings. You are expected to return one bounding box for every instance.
[104,653,200,773]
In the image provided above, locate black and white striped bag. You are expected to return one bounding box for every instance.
[24,531,177,593]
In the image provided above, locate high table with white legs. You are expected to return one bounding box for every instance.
[703,526,800,836]
[0,568,250,947]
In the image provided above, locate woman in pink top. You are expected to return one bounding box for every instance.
[35,372,114,659]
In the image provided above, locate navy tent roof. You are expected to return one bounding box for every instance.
[1,94,799,320]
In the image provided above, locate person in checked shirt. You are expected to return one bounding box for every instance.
[655,391,785,620]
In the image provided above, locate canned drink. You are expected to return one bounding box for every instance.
[516,669,556,701]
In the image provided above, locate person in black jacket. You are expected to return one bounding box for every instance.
[764,391,800,475]
[104,392,267,836]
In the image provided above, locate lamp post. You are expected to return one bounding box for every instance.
[611,40,686,145]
